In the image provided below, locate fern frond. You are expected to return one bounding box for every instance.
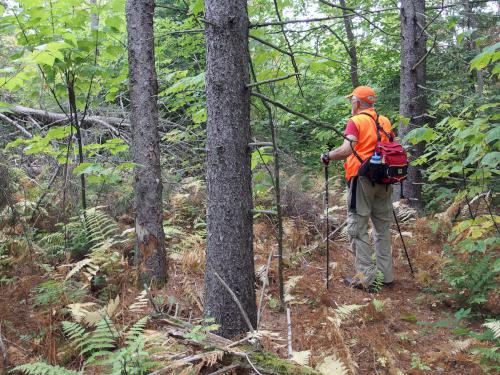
[81,317,117,365]
[483,320,500,339]
[129,290,149,313]
[450,338,475,355]
[14,362,79,375]
[65,258,95,280]
[372,299,385,312]
[125,316,149,345]
[334,304,365,322]
[371,270,384,293]
[316,354,349,375]
[284,276,303,303]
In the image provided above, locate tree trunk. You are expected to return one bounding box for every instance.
[204,0,257,338]
[396,0,427,210]
[339,0,359,88]
[126,0,167,284]
[465,0,484,96]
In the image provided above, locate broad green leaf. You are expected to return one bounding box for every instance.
[191,0,204,14]
[404,127,437,144]
[105,15,122,31]
[480,152,500,168]
[470,42,500,71]
[0,102,12,113]
[485,127,500,144]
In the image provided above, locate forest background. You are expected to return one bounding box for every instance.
[0,0,499,374]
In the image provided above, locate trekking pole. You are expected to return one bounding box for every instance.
[392,209,414,277]
[324,163,330,289]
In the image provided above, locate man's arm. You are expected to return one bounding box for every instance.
[327,135,358,161]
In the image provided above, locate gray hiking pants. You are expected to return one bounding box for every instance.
[347,176,393,285]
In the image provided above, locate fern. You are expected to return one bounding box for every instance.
[483,321,500,340]
[450,338,475,355]
[316,354,349,375]
[129,290,149,313]
[334,304,365,323]
[82,317,117,364]
[13,362,79,375]
[371,270,384,293]
[372,298,385,313]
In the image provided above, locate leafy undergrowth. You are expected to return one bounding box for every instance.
[0,175,498,374]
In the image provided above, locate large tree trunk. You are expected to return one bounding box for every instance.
[203,0,257,338]
[339,0,359,88]
[126,0,167,284]
[396,0,427,210]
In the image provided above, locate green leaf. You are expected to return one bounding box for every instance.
[0,101,12,113]
[470,42,500,71]
[480,152,500,168]
[485,127,500,144]
[191,0,204,14]
[105,15,123,30]
[404,127,437,144]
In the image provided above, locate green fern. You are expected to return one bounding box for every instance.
[484,321,500,340]
[371,270,384,293]
[13,362,79,375]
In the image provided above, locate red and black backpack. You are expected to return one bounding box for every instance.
[355,113,408,185]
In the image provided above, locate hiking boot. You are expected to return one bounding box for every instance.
[344,276,379,293]
[344,276,367,290]
[383,280,395,288]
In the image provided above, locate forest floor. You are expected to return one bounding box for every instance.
[0,180,495,374]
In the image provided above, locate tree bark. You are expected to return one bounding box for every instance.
[339,0,359,88]
[126,0,167,284]
[396,0,427,210]
[204,0,257,338]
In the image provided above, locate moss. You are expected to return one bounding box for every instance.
[248,351,320,375]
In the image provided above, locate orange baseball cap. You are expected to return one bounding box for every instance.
[346,86,377,104]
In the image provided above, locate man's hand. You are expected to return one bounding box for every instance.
[321,152,330,165]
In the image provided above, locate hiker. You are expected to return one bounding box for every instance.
[321,86,395,290]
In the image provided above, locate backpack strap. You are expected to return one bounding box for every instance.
[358,112,394,142]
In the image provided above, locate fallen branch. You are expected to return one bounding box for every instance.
[9,105,126,136]
[0,112,33,138]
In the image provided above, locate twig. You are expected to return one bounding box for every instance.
[286,308,292,357]
[31,165,61,224]
[0,324,8,369]
[257,249,275,329]
[417,0,445,41]
[411,35,437,71]
[319,0,399,37]
[309,219,349,253]
[250,92,348,141]
[207,365,240,375]
[248,141,274,147]
[213,271,255,332]
[272,0,304,95]
[251,16,346,28]
[155,28,204,38]
[246,73,299,88]
[252,209,278,215]
[249,34,292,56]
[244,353,263,375]
[482,193,500,235]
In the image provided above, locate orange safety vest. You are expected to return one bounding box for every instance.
[344,108,393,181]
